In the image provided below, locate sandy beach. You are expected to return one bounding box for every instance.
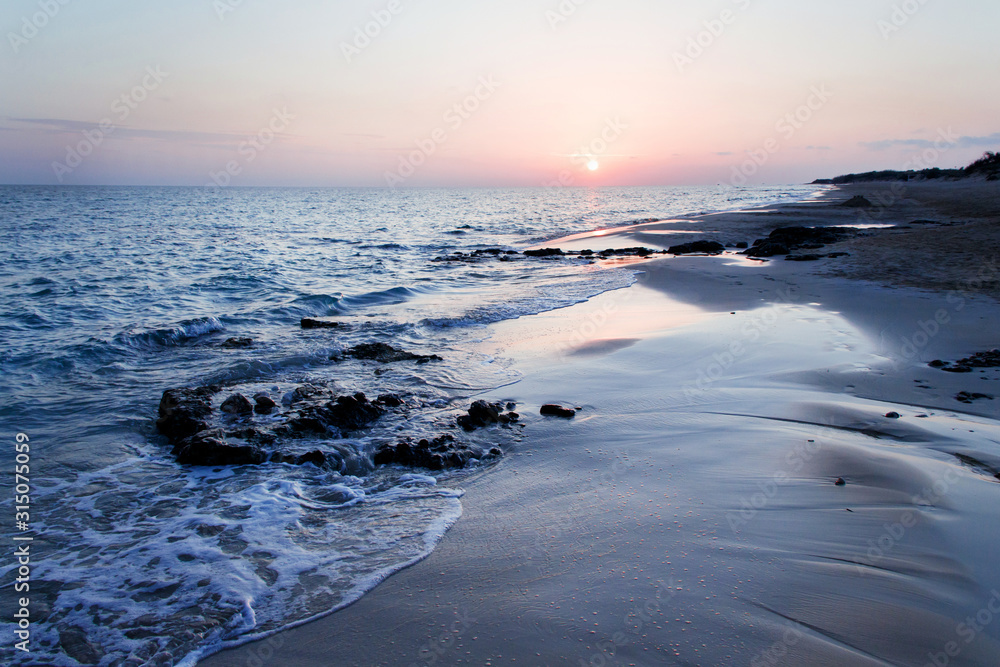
[200,180,1000,667]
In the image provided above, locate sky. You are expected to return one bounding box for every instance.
[1,0,999,187]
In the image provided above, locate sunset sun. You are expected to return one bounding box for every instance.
[587,159,600,171]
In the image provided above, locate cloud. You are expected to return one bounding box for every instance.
[1,117,288,147]
[805,145,832,151]
[862,132,1000,151]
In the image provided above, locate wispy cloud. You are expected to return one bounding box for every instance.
[862,132,1000,151]
[2,117,290,147]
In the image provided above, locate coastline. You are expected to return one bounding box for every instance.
[200,180,1000,666]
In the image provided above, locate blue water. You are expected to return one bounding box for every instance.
[0,184,821,665]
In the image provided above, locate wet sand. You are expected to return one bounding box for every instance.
[200,181,1000,666]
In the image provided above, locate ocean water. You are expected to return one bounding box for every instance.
[0,184,820,666]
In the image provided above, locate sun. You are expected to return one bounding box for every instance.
[587,159,600,171]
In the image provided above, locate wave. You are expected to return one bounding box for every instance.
[112,316,226,351]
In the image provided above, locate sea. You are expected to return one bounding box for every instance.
[0,184,820,666]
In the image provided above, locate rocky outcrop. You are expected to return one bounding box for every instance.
[742,226,857,258]
[524,248,565,258]
[284,392,385,435]
[157,387,216,441]
[931,349,1000,373]
[373,435,502,470]
[220,393,254,415]
[668,241,726,256]
[172,429,267,466]
[456,400,519,431]
[343,343,443,364]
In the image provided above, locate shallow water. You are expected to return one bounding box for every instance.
[0,184,820,665]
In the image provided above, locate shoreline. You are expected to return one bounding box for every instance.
[201,180,1000,666]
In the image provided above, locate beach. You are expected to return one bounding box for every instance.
[199,180,1000,666]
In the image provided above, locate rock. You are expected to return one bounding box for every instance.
[885,412,901,419]
[456,400,517,431]
[956,392,994,404]
[767,226,855,246]
[735,241,749,249]
[270,450,327,467]
[376,393,404,407]
[289,384,335,404]
[220,393,254,416]
[253,393,277,415]
[157,387,216,441]
[172,429,266,466]
[286,392,385,435]
[742,241,791,258]
[668,240,726,255]
[220,337,253,349]
[59,626,103,665]
[301,318,341,329]
[835,478,847,486]
[374,434,501,470]
[345,342,443,364]
[840,195,874,208]
[540,404,577,418]
[524,248,565,257]
[785,254,824,262]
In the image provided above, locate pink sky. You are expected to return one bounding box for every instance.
[2,0,998,186]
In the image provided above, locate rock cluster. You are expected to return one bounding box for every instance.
[456,400,519,431]
[930,349,1000,373]
[741,226,857,258]
[373,435,502,470]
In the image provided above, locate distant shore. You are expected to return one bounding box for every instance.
[201,179,1000,666]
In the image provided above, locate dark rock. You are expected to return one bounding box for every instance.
[271,450,327,467]
[885,412,901,419]
[345,342,443,364]
[929,360,948,368]
[956,392,994,404]
[289,384,335,404]
[221,337,254,349]
[376,393,404,407]
[766,226,856,247]
[668,240,726,256]
[743,241,791,258]
[286,392,385,435]
[59,626,103,665]
[943,366,974,374]
[524,248,565,257]
[253,393,277,415]
[835,478,847,486]
[220,393,254,416]
[785,254,824,262]
[173,429,266,466]
[457,400,513,431]
[374,434,501,470]
[157,387,215,441]
[301,318,342,329]
[735,242,749,249]
[827,252,851,258]
[840,195,873,208]
[540,404,577,418]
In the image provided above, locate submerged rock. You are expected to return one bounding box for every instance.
[220,337,254,349]
[344,342,443,364]
[956,392,994,404]
[285,392,386,435]
[540,404,577,418]
[668,240,725,256]
[301,318,342,329]
[374,434,502,470]
[743,241,791,258]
